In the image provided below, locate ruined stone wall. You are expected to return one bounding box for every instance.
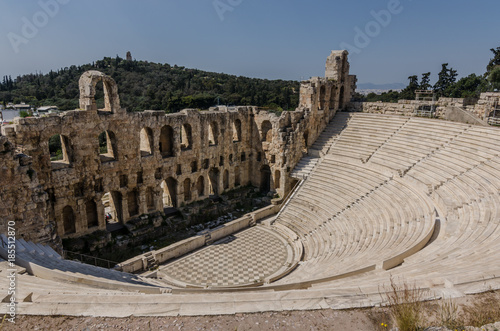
[0,134,54,245]
[473,92,500,119]
[0,50,355,244]
[350,93,500,123]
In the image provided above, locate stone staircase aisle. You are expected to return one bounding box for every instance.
[290,112,351,180]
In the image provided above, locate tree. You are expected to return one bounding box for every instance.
[419,72,432,91]
[400,75,419,100]
[446,74,488,98]
[488,66,500,91]
[433,64,457,96]
[487,47,500,73]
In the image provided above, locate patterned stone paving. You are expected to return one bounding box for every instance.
[159,226,289,287]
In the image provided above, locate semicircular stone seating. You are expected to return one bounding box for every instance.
[280,113,500,292]
[4,112,500,316]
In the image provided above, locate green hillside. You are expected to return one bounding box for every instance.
[0,56,300,113]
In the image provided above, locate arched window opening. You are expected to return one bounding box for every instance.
[196,176,205,197]
[208,121,218,146]
[223,169,229,190]
[319,85,326,110]
[330,86,337,109]
[94,80,105,110]
[146,187,155,211]
[49,134,72,167]
[79,71,120,112]
[127,190,139,217]
[159,125,174,158]
[261,120,272,142]
[140,127,154,157]
[339,86,345,109]
[234,166,241,187]
[184,178,191,201]
[86,200,98,228]
[208,168,220,196]
[99,131,117,162]
[161,177,177,208]
[260,165,271,193]
[191,160,198,173]
[233,119,242,142]
[62,205,76,235]
[102,191,124,231]
[181,123,193,150]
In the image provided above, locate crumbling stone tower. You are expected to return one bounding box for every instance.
[300,50,357,112]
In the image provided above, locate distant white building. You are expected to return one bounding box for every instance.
[8,102,31,111]
[34,106,60,117]
[37,106,59,113]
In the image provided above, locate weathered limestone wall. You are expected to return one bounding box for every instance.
[350,93,499,124]
[473,92,500,119]
[0,135,54,245]
[350,93,500,124]
[0,50,356,245]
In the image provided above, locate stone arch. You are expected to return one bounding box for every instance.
[102,191,123,230]
[62,205,76,235]
[140,127,154,156]
[208,168,220,196]
[85,200,98,228]
[260,165,271,193]
[274,170,281,189]
[319,85,326,110]
[233,119,242,142]
[146,187,155,211]
[127,189,139,217]
[184,178,192,201]
[99,131,117,162]
[234,166,241,187]
[181,123,193,150]
[49,134,72,167]
[208,121,219,146]
[161,177,177,208]
[223,169,229,190]
[196,176,205,197]
[330,85,337,109]
[160,125,175,158]
[339,85,345,109]
[261,120,273,142]
[79,70,120,112]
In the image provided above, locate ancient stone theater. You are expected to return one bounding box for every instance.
[1,51,500,316]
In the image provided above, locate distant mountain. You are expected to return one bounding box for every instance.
[357,82,406,90]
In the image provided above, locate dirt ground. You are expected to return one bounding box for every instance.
[1,291,499,331]
[1,309,390,331]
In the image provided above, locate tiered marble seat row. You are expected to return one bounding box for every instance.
[274,157,435,284]
[328,114,409,161]
[288,113,500,292]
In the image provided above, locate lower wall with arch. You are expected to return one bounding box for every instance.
[0,74,345,246]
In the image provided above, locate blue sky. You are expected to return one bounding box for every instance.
[0,0,498,86]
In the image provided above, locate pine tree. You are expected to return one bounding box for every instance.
[419,72,431,91]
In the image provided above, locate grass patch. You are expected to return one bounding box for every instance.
[381,277,428,331]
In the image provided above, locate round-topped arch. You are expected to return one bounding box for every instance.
[79,70,121,112]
